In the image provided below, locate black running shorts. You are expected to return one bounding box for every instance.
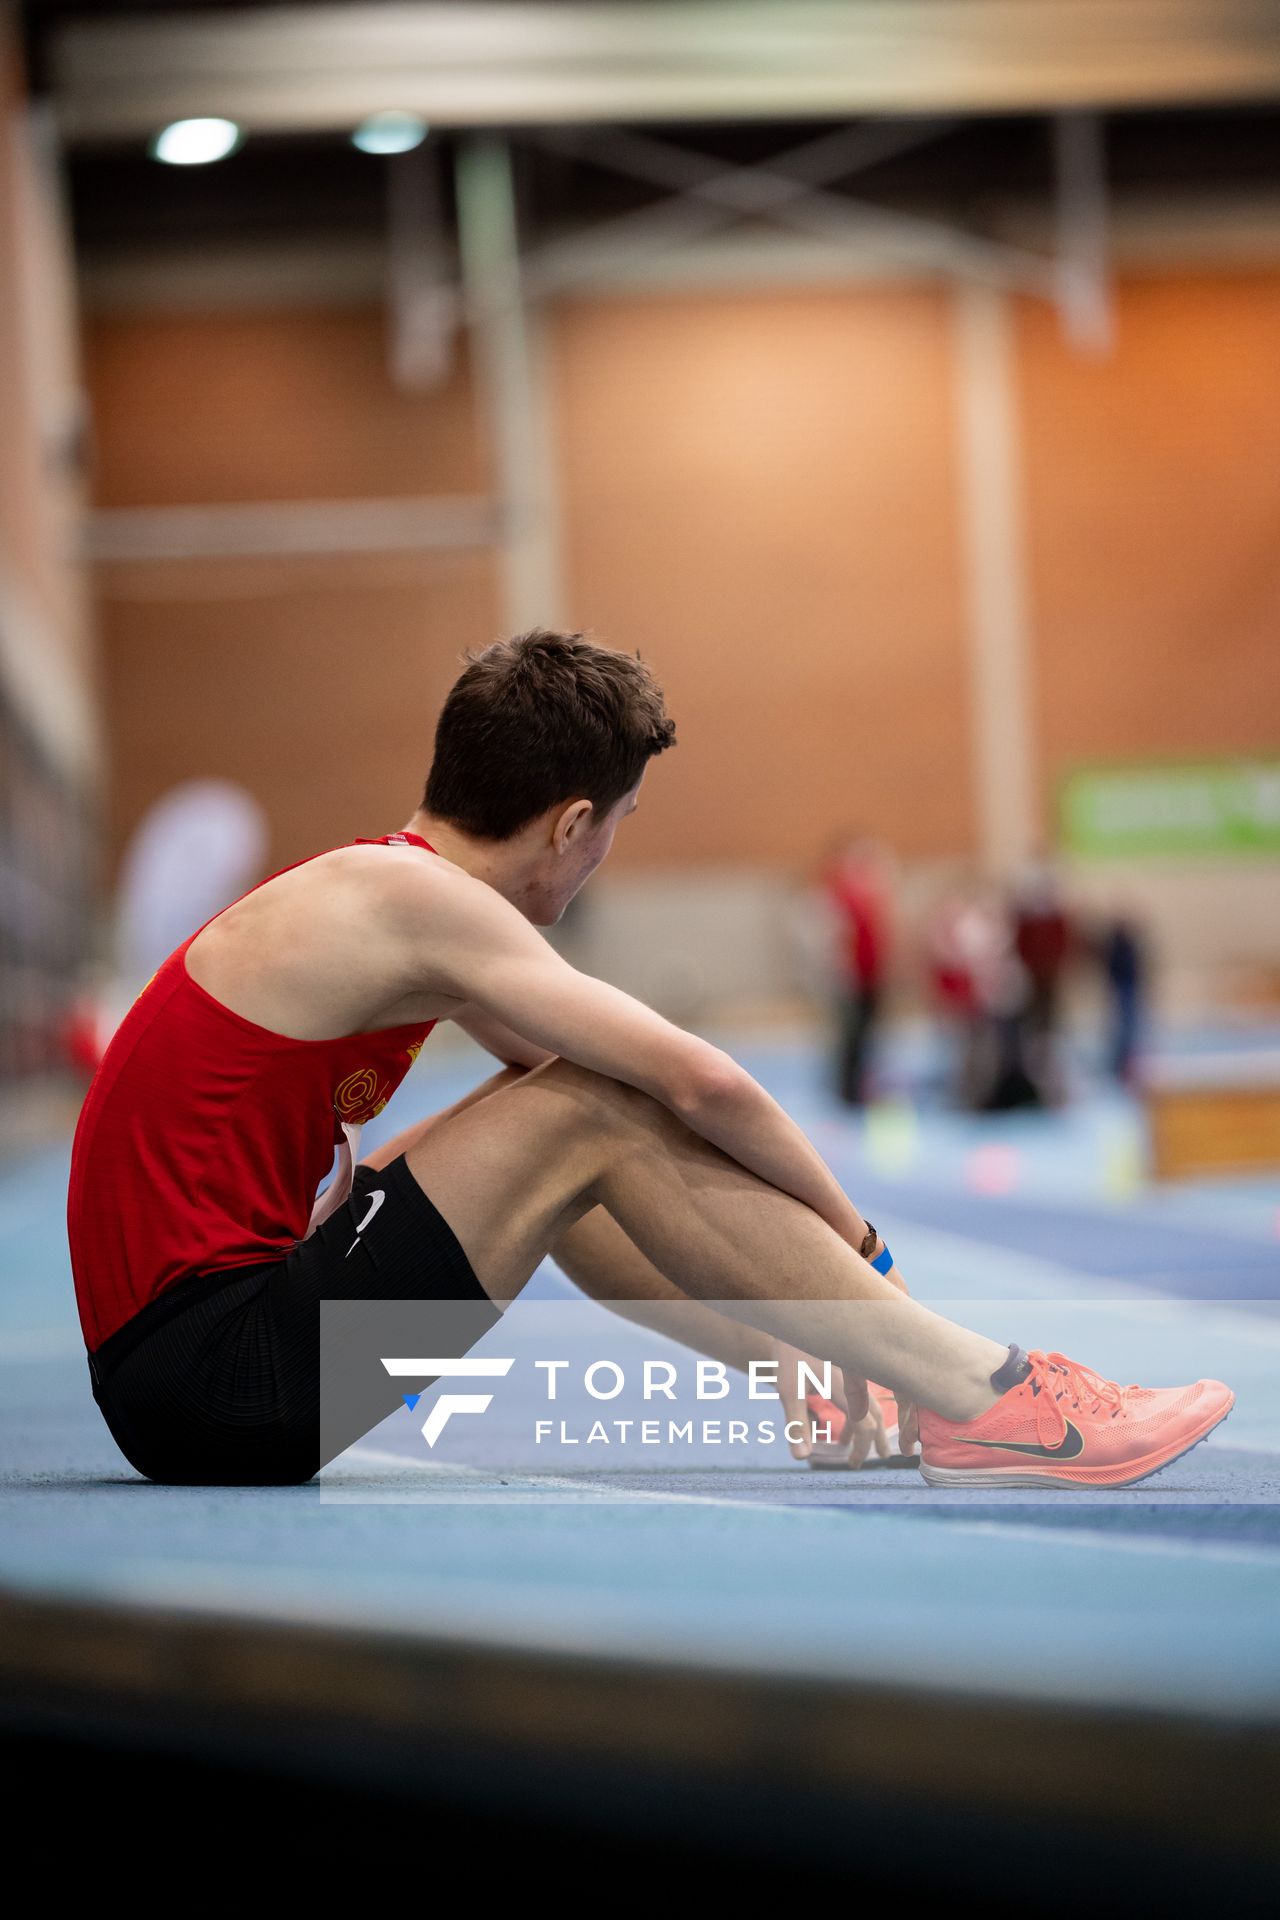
[87,1154,499,1487]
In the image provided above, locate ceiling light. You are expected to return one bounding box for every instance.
[151,118,242,166]
[352,111,427,156]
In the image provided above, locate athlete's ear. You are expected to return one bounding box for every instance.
[552,798,593,853]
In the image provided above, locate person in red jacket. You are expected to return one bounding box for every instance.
[821,834,894,1106]
[1012,858,1074,1103]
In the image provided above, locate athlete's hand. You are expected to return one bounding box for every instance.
[773,1344,892,1469]
[896,1397,921,1455]
[834,1371,892,1468]
[773,1340,861,1460]
[843,1371,921,1460]
[773,1339,818,1458]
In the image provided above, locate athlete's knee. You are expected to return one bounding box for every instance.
[522,1054,663,1133]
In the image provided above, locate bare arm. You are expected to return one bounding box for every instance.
[404,864,887,1263]
[448,1000,557,1071]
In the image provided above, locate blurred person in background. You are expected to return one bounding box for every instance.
[927,878,1039,1112]
[821,833,895,1106]
[1012,854,1074,1105]
[54,781,271,1080]
[1095,903,1150,1086]
[927,877,994,1108]
[981,914,1042,1113]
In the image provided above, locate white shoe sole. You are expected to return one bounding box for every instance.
[918,1397,1233,1490]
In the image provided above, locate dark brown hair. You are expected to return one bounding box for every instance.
[423,629,676,840]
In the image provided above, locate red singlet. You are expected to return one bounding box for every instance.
[67,832,439,1351]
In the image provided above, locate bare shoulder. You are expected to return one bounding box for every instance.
[186,839,497,1035]
[351,841,540,993]
[237,839,452,925]
[358,841,514,933]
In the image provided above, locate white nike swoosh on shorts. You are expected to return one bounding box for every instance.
[345,1188,385,1258]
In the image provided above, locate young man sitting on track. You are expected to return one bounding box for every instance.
[68,631,1233,1489]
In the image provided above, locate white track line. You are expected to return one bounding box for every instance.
[328,1444,791,1510]
[333,1447,1280,1545]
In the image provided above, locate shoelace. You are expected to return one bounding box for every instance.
[1025,1350,1131,1444]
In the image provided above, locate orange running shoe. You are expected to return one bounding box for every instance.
[805,1383,918,1468]
[918,1350,1234,1489]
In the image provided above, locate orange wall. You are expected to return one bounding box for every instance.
[87,271,1280,882]
[98,556,498,868]
[554,288,974,867]
[86,310,500,870]
[1017,272,1280,782]
[87,308,491,506]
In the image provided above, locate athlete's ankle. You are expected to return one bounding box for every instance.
[935,1337,1026,1423]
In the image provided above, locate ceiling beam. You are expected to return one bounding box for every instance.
[52,2,1280,145]
[527,125,1057,301]
[75,191,1280,315]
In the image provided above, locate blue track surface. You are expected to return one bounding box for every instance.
[3,1029,1279,1723]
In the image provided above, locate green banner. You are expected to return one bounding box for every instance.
[1059,758,1280,859]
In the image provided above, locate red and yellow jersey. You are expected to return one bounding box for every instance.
[67,832,437,1351]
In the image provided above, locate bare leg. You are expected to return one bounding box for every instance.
[361,1064,528,1168]
[396,1056,1007,1422]
[364,1066,775,1373]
